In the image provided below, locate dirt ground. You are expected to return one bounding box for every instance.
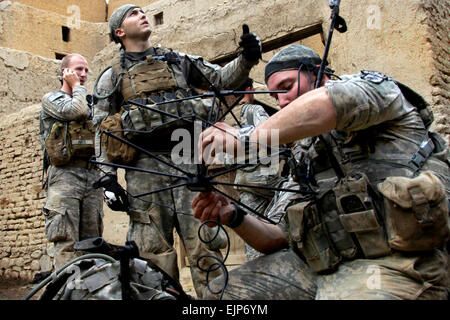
[0,278,37,300]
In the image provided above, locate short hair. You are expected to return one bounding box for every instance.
[61,54,75,71]
[59,53,86,82]
[237,77,254,91]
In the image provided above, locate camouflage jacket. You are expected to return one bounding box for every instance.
[39,86,89,152]
[268,71,450,231]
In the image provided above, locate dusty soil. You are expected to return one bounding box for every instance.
[0,278,37,300]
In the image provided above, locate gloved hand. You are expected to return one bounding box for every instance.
[239,24,262,62]
[93,174,129,211]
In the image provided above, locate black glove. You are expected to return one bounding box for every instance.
[239,24,262,62]
[93,174,129,211]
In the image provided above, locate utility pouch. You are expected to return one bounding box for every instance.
[162,92,180,118]
[377,171,449,251]
[334,173,391,258]
[45,122,72,166]
[126,107,147,134]
[68,121,95,158]
[100,110,137,165]
[286,201,307,250]
[190,97,211,120]
[300,201,341,273]
[176,91,194,117]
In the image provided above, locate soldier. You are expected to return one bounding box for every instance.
[225,78,284,261]
[92,4,261,298]
[194,44,449,299]
[39,53,103,270]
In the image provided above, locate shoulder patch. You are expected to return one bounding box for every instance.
[46,91,66,103]
[360,70,393,84]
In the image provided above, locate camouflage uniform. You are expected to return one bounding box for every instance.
[203,45,449,299]
[39,87,103,269]
[227,101,284,261]
[93,45,257,298]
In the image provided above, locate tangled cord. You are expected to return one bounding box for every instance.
[196,219,231,300]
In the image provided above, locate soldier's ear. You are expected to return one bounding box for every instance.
[115,28,125,40]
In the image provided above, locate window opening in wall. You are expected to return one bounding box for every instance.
[154,12,164,26]
[62,26,71,42]
[55,53,66,60]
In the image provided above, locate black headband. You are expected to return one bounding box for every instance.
[264,57,323,83]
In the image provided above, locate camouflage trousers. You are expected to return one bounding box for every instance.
[204,248,448,300]
[125,154,226,299]
[43,165,104,270]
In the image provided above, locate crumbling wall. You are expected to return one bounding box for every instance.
[329,0,435,116]
[107,0,159,20]
[0,47,60,116]
[6,0,107,22]
[0,1,109,61]
[421,0,450,137]
[0,104,51,281]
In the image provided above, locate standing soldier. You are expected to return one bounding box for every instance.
[39,53,103,270]
[92,4,261,298]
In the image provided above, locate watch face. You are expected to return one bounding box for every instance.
[238,125,255,138]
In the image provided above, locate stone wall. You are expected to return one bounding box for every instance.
[107,0,159,20]
[0,104,49,281]
[0,1,109,61]
[5,0,107,22]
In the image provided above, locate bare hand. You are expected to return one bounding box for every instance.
[62,68,81,88]
[192,191,234,227]
[198,122,240,165]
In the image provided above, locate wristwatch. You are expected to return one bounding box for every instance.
[237,125,255,154]
[226,205,247,228]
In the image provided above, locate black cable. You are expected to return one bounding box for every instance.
[196,219,230,300]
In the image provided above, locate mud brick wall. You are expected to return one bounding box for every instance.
[0,47,60,116]
[422,0,450,138]
[0,1,109,62]
[0,104,50,281]
[8,0,108,23]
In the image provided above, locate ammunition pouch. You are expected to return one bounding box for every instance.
[121,92,211,140]
[99,109,137,165]
[377,171,449,251]
[287,172,391,273]
[45,120,95,167]
[287,199,341,273]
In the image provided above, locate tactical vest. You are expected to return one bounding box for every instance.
[286,75,450,273]
[111,49,178,102]
[106,49,211,149]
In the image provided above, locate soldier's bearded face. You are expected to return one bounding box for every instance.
[267,70,314,108]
